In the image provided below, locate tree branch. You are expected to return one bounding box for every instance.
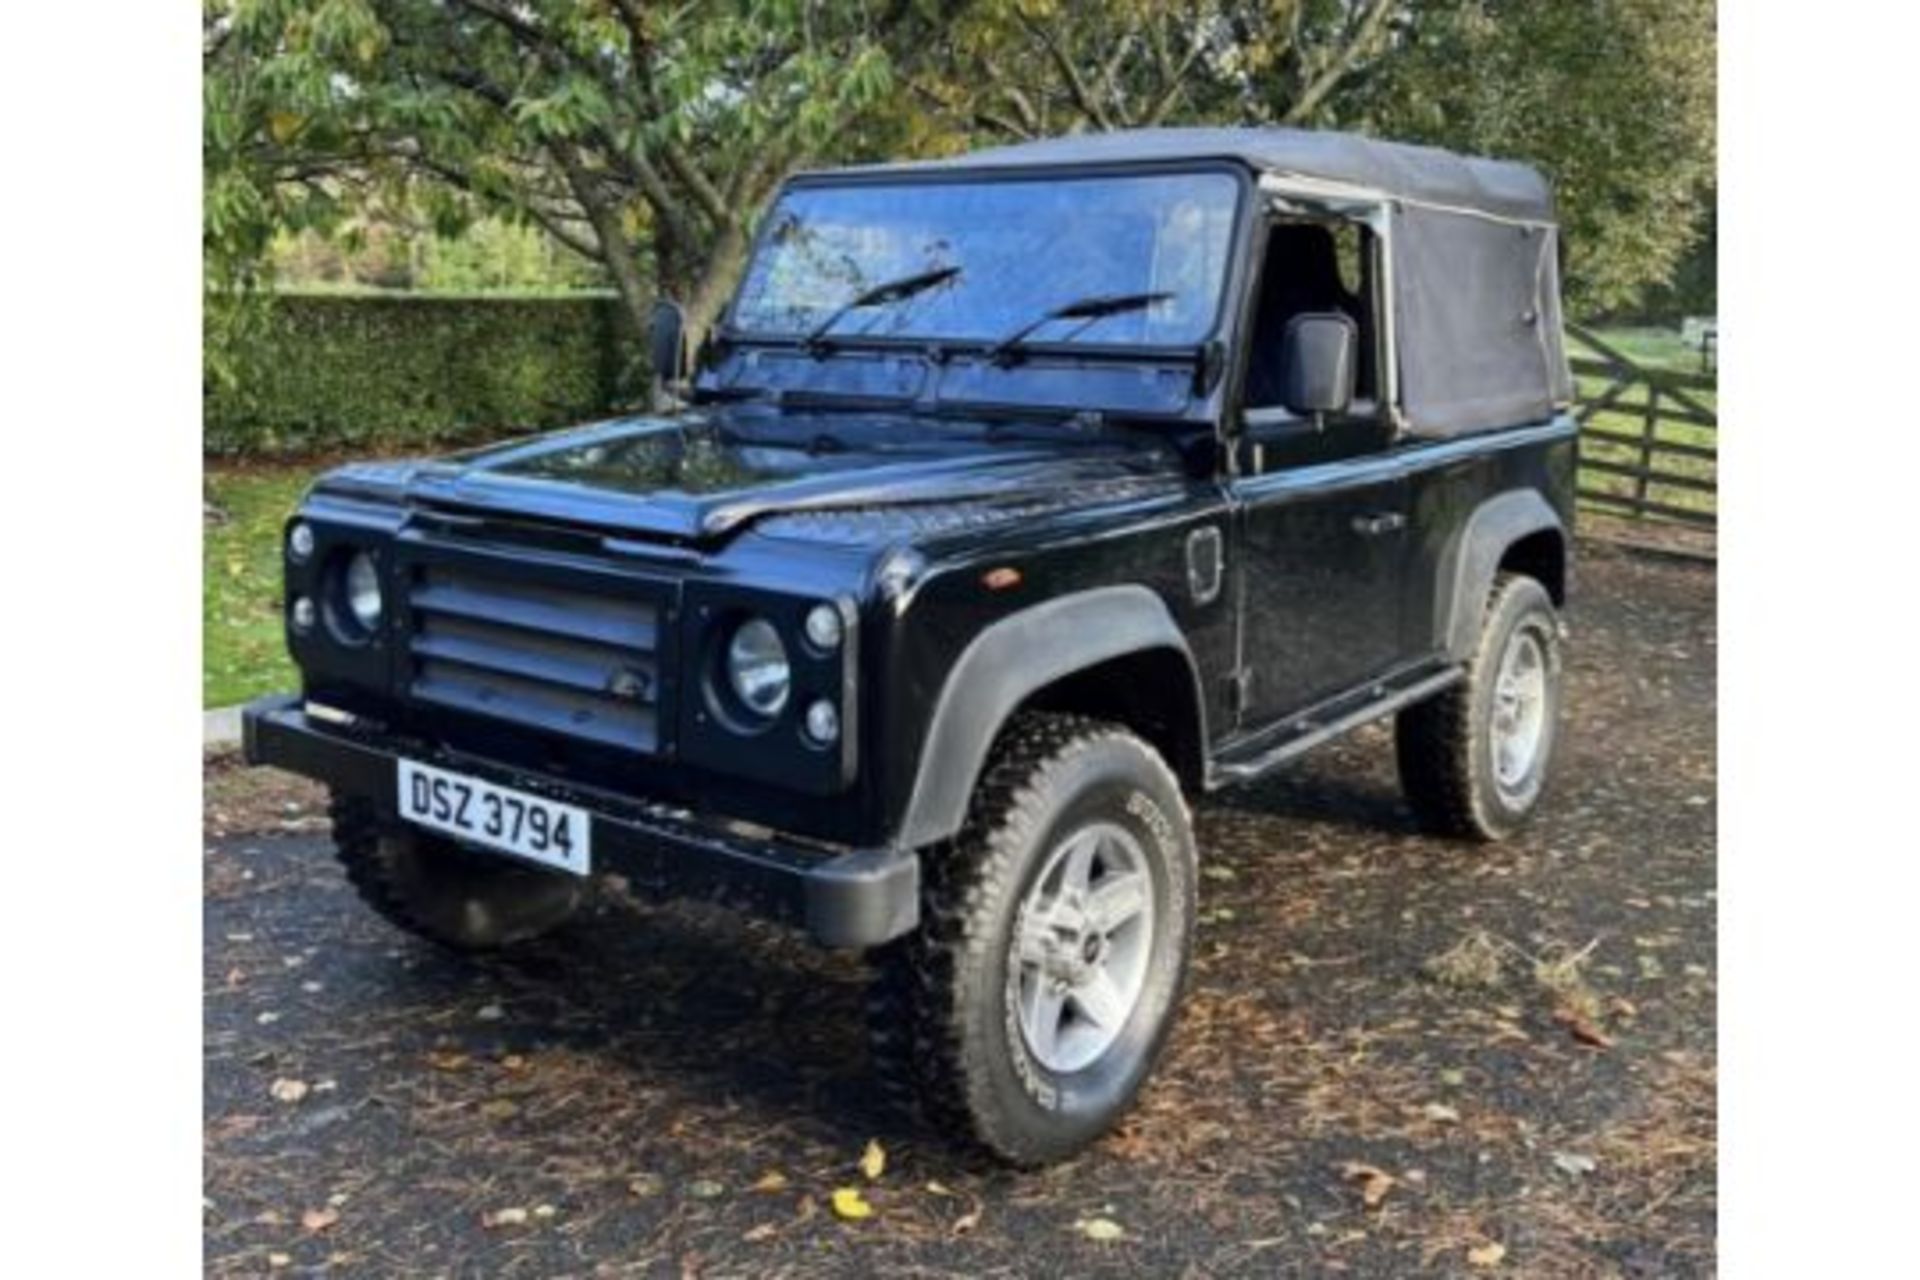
[1143,18,1210,125]
[1018,9,1113,130]
[658,141,733,227]
[1281,0,1396,124]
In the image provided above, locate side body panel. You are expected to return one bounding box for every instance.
[1229,454,1409,726]
[1398,418,1577,657]
[855,480,1238,850]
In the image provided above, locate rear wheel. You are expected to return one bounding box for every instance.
[1395,573,1564,840]
[867,713,1197,1166]
[329,792,584,951]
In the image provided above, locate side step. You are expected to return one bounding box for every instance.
[1207,667,1462,787]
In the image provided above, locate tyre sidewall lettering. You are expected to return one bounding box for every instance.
[994,761,1193,1122]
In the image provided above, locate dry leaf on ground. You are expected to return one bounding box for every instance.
[831,1187,874,1221]
[268,1078,309,1104]
[1468,1241,1507,1267]
[1076,1216,1125,1242]
[1339,1162,1397,1208]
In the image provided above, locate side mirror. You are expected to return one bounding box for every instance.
[648,299,688,388]
[1280,312,1357,417]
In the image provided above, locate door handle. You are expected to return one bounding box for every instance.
[1352,512,1406,537]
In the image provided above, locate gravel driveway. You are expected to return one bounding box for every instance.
[204,541,1715,1277]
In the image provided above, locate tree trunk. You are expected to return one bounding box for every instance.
[681,220,751,351]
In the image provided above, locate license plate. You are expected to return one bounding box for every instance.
[395,759,591,876]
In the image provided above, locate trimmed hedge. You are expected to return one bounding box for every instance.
[205,291,640,457]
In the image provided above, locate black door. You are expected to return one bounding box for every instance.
[1228,210,1409,732]
[1230,435,1408,729]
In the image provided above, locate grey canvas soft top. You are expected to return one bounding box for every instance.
[840,126,1555,225]
[808,126,1573,439]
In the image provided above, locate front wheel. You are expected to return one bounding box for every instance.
[1396,573,1564,840]
[867,713,1197,1166]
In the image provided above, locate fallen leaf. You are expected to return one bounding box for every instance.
[1339,1162,1396,1209]
[953,1207,982,1235]
[1421,1102,1461,1124]
[268,1078,309,1104]
[1468,1240,1507,1268]
[743,1223,779,1243]
[1076,1216,1125,1242]
[476,1003,505,1021]
[749,1170,789,1194]
[427,1049,470,1072]
[267,1254,291,1270]
[831,1187,874,1221]
[1552,1151,1598,1177]
[483,1206,529,1228]
[1554,1008,1615,1049]
[859,1138,886,1181]
[501,1054,532,1075]
[301,1207,339,1233]
[479,1098,520,1121]
[627,1174,664,1199]
[532,1204,557,1220]
[687,1179,725,1200]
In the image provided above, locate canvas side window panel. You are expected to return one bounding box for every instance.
[1393,208,1565,437]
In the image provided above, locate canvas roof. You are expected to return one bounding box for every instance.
[837,126,1555,224]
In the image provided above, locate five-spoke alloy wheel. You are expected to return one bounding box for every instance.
[868,713,1197,1166]
[1396,572,1564,840]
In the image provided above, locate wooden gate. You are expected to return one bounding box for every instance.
[1568,324,1717,530]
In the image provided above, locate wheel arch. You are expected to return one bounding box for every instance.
[891,585,1206,851]
[1436,489,1567,660]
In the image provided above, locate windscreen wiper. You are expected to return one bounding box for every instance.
[804,264,962,352]
[984,290,1174,366]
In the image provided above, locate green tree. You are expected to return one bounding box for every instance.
[205,0,953,349]
[919,0,1715,314]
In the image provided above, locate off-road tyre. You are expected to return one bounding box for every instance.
[329,792,585,951]
[866,713,1197,1166]
[1395,572,1564,841]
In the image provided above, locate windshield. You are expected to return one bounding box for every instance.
[729,171,1242,349]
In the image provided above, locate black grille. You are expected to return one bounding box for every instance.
[406,563,666,754]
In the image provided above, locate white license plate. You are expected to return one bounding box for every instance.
[396,759,591,876]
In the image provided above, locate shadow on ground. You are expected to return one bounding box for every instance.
[204,542,1715,1278]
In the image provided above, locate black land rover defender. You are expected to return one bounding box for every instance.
[245,127,1576,1166]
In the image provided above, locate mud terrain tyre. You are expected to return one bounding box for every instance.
[329,792,585,951]
[1396,572,1564,840]
[867,713,1197,1165]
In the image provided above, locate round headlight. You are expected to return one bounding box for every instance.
[727,618,791,717]
[344,552,383,630]
[288,522,315,562]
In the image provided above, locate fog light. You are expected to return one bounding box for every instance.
[804,602,843,651]
[288,522,314,562]
[291,596,316,632]
[804,698,840,744]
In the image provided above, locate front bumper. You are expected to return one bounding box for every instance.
[241,695,918,948]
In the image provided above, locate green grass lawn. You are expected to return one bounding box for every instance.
[1579,325,1713,375]
[204,465,313,707]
